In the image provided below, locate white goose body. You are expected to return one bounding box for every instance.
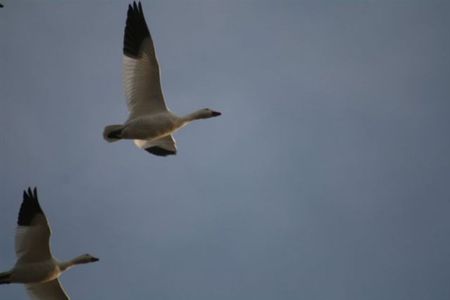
[0,188,99,300]
[103,2,221,156]
[9,259,60,284]
[120,111,184,140]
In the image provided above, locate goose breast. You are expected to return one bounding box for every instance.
[11,260,60,284]
[123,112,182,140]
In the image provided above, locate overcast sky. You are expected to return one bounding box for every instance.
[1,1,450,299]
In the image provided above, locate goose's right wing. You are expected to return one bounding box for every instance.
[123,2,168,120]
[26,279,69,300]
[134,135,177,156]
[15,188,52,265]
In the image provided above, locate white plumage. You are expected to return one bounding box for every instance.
[103,1,221,156]
[0,188,99,300]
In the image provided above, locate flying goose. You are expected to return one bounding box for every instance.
[103,2,221,156]
[0,188,99,300]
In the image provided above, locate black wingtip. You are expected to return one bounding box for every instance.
[145,147,176,157]
[123,1,150,58]
[18,187,44,226]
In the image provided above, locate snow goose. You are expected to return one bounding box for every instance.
[0,188,99,300]
[103,2,221,156]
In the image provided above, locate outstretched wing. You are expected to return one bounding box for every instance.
[26,279,69,300]
[15,188,52,264]
[123,1,168,120]
[134,135,177,156]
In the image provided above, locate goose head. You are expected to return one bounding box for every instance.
[73,254,100,264]
[192,108,222,120]
[59,253,99,271]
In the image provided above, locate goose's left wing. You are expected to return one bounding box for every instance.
[123,2,168,120]
[15,188,52,264]
[26,279,69,300]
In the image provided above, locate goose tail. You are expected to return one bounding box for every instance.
[103,124,124,142]
[0,271,11,284]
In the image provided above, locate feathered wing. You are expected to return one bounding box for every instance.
[15,188,52,265]
[134,135,177,156]
[26,279,69,300]
[123,1,168,121]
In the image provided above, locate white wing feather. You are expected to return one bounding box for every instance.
[15,214,52,264]
[26,279,69,300]
[123,38,167,120]
[134,135,177,153]
[122,3,168,120]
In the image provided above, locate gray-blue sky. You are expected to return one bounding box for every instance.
[1,1,450,299]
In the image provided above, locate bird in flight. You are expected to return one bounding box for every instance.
[103,2,221,156]
[0,188,99,300]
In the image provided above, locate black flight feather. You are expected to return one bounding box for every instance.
[123,1,152,58]
[17,187,44,226]
[145,147,176,156]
